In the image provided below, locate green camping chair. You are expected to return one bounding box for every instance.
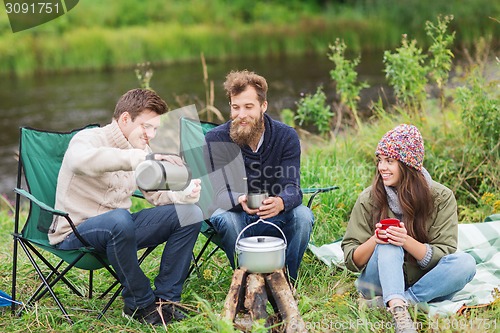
[11,125,155,324]
[179,117,339,276]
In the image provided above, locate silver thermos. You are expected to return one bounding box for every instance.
[135,153,192,191]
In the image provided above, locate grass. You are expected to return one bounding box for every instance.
[0,106,499,332]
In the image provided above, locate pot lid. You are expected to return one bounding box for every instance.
[236,236,286,252]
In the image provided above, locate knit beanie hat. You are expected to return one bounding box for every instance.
[375,124,424,171]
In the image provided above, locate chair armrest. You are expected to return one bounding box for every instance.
[14,188,68,216]
[132,189,145,199]
[14,187,92,247]
[303,185,340,208]
[302,186,339,195]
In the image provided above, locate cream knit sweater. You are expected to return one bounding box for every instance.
[48,120,199,245]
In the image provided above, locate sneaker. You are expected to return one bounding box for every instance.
[122,301,166,326]
[358,295,385,309]
[157,298,188,321]
[388,304,417,333]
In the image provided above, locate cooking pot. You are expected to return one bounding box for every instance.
[235,219,287,273]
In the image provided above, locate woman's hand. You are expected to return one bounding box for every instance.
[384,222,408,247]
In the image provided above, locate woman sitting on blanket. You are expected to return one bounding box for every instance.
[341,124,476,333]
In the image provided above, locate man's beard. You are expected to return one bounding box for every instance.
[230,112,265,147]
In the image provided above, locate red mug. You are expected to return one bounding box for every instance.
[376,218,401,240]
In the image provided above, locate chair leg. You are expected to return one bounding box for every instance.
[205,246,221,263]
[11,235,19,315]
[97,246,156,320]
[188,234,216,276]
[98,286,123,320]
[89,270,93,299]
[17,240,74,324]
[28,253,84,302]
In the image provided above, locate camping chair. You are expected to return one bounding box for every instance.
[178,117,339,276]
[11,125,155,324]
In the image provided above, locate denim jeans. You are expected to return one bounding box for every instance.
[356,244,476,306]
[57,204,202,310]
[210,204,314,280]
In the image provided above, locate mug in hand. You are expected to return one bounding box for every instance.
[247,192,269,209]
[376,218,400,240]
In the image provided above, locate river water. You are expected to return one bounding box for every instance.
[0,53,388,197]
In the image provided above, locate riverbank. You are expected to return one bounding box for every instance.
[0,0,497,77]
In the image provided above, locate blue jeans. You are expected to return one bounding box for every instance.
[210,204,314,280]
[57,204,202,310]
[356,244,476,305]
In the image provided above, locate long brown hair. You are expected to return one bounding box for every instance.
[371,161,433,243]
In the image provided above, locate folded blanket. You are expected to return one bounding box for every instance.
[308,220,500,316]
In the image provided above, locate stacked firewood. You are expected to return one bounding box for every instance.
[223,268,306,333]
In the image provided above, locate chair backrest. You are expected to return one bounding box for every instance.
[179,117,218,219]
[17,125,99,242]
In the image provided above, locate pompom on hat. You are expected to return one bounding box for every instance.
[375,124,424,171]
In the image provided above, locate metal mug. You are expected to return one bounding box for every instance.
[246,191,269,209]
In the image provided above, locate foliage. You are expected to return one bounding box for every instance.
[135,62,154,90]
[280,108,296,128]
[455,67,500,157]
[358,0,500,47]
[383,35,428,114]
[294,86,334,137]
[441,64,500,219]
[426,15,455,91]
[383,15,457,117]
[0,0,498,76]
[328,38,369,129]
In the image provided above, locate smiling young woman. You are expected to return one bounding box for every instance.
[341,124,477,333]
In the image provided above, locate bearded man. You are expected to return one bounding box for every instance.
[204,70,313,281]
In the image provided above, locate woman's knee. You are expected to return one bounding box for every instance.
[452,252,477,279]
[376,243,404,257]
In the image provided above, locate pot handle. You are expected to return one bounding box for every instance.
[234,218,288,252]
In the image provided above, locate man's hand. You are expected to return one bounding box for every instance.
[153,153,185,166]
[184,179,201,199]
[239,194,260,215]
[238,195,284,219]
[257,196,284,219]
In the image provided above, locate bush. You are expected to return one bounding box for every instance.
[294,86,334,137]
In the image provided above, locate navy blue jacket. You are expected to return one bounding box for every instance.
[204,113,303,214]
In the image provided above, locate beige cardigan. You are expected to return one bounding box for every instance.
[48,120,198,245]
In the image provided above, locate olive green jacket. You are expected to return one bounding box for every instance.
[341,181,458,286]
